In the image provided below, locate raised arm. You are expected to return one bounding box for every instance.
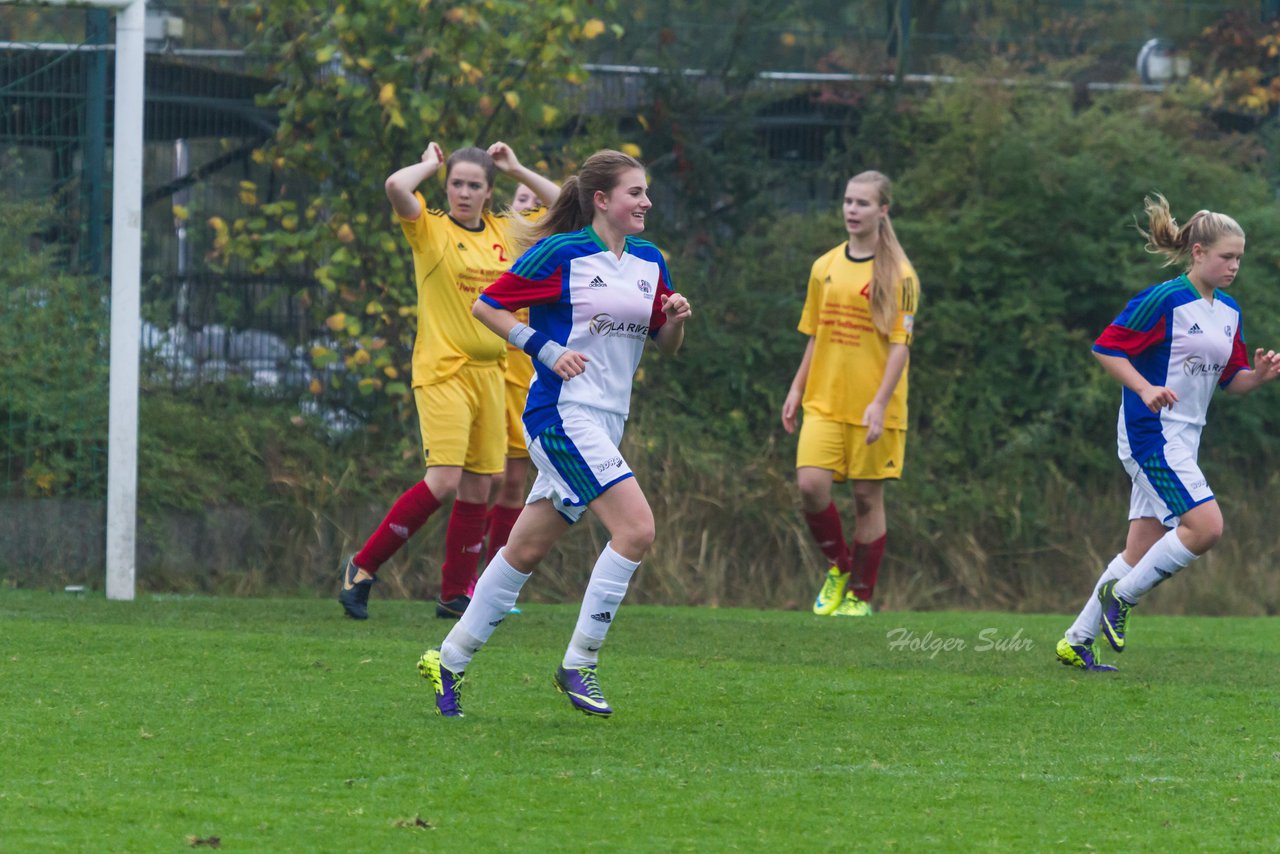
[384,142,444,220]
[488,142,560,207]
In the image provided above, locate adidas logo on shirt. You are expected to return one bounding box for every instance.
[1188,323,1203,334]
[589,276,608,288]
[590,610,613,624]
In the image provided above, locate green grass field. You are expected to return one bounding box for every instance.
[2,590,1277,851]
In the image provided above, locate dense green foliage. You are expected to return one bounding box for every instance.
[4,591,1279,849]
[0,198,108,497]
[638,76,1280,467]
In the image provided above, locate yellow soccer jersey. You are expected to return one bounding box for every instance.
[798,243,920,428]
[499,208,547,390]
[399,192,527,386]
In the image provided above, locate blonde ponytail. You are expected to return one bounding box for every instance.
[1139,193,1244,268]
[850,171,913,337]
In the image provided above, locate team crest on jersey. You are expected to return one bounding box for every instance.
[903,314,915,334]
[636,278,653,298]
[1224,325,1233,337]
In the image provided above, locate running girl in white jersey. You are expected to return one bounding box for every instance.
[419,150,693,717]
[1057,194,1280,671]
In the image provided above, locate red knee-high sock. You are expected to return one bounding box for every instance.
[485,504,523,562]
[850,534,887,601]
[804,503,851,574]
[354,481,441,574]
[440,500,488,601]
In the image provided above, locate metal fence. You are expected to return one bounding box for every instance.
[1,15,294,503]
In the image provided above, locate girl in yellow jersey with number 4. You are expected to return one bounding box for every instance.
[782,171,920,617]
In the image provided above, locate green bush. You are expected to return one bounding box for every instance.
[0,198,108,497]
[627,76,1280,597]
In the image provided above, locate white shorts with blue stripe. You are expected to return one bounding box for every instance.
[525,403,634,524]
[1122,421,1213,527]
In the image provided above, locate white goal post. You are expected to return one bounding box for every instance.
[9,0,146,600]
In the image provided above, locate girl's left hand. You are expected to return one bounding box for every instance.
[661,293,692,324]
[1254,348,1280,383]
[488,141,519,173]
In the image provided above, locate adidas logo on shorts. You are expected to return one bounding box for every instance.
[589,275,608,288]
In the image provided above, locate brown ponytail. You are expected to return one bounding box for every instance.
[507,149,645,254]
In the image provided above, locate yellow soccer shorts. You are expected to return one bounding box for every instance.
[796,414,906,481]
[504,380,531,460]
[413,363,505,474]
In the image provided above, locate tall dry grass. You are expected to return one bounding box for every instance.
[6,444,1276,618]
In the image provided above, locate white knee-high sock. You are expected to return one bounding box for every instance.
[1066,553,1132,644]
[440,549,530,674]
[563,544,639,669]
[1114,528,1197,604]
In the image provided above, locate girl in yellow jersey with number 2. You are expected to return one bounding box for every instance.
[338,142,558,621]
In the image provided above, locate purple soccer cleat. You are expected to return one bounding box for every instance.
[1098,580,1134,653]
[553,665,613,717]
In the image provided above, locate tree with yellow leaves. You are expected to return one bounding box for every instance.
[212,0,621,410]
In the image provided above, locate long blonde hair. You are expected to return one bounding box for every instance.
[1138,193,1244,268]
[849,170,912,337]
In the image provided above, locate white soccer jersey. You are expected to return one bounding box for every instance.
[478,226,673,437]
[1093,274,1250,463]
